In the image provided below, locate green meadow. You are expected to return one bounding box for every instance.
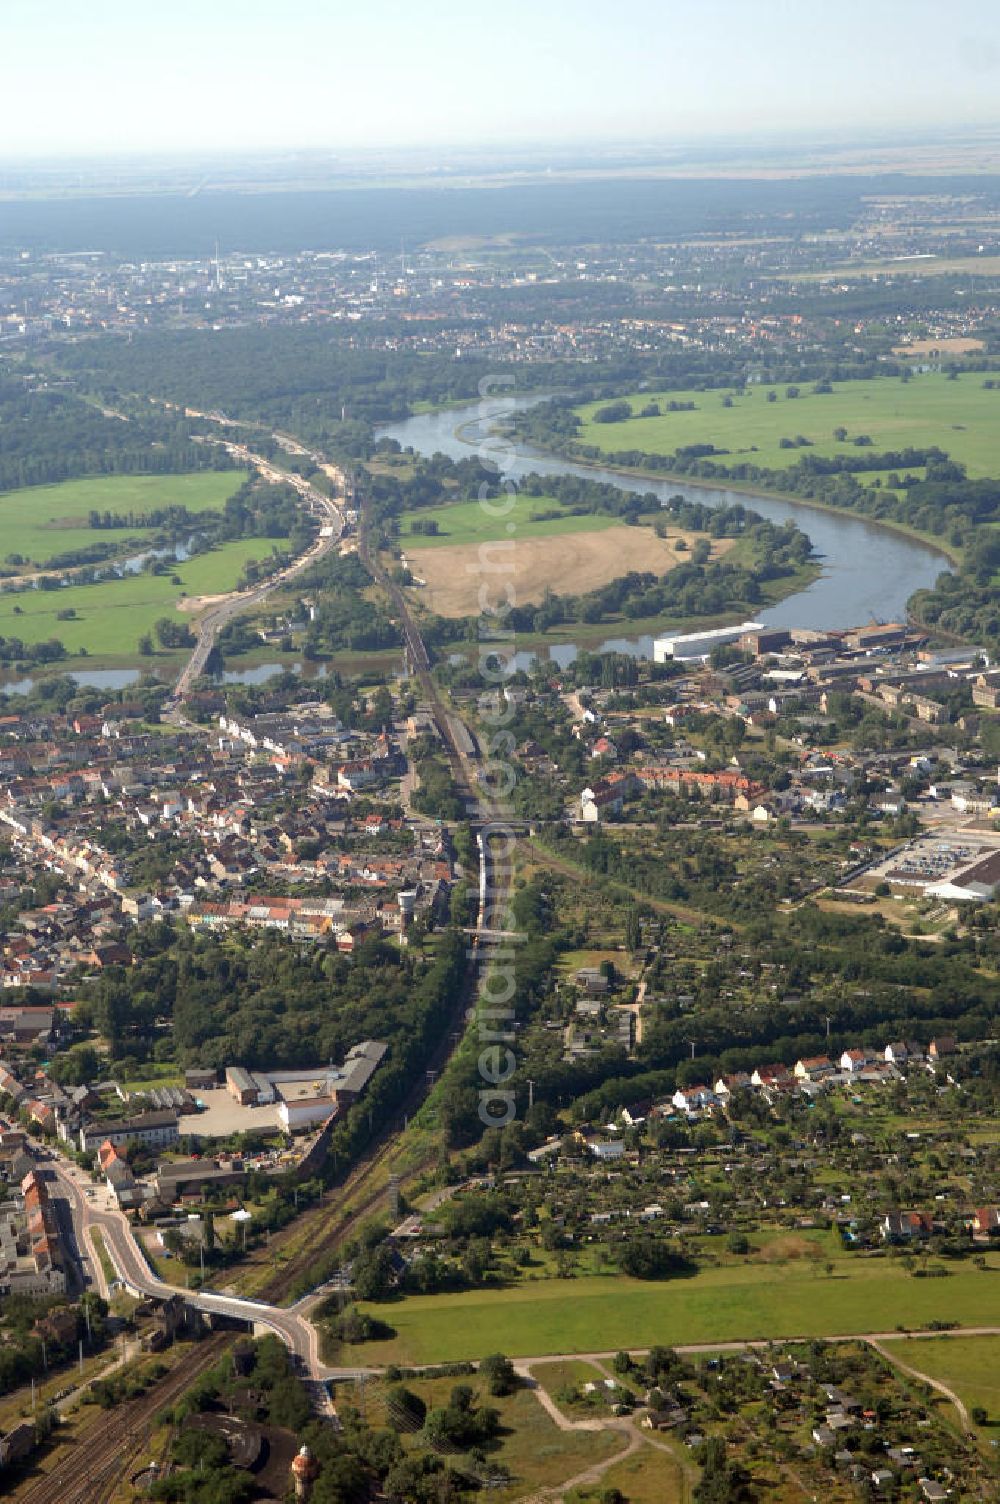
[0,472,241,568]
[0,539,271,659]
[881,1334,1000,1436]
[574,371,1000,479]
[357,1257,1000,1365]
[398,492,624,549]
[360,1373,623,1502]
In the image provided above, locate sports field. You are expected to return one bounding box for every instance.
[356,1257,1000,1365]
[573,371,1000,479]
[0,472,241,569]
[0,539,270,658]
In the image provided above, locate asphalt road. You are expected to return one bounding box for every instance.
[170,445,347,704]
[47,1156,369,1381]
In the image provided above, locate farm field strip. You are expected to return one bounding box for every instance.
[405,524,729,617]
[398,491,625,548]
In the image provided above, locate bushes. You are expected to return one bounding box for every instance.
[350,1244,400,1301]
[618,1236,696,1280]
[423,1384,501,1451]
[479,1352,517,1396]
[592,401,632,423]
[331,1306,396,1344]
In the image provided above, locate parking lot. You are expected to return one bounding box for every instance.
[866,828,1000,895]
[183,1087,280,1139]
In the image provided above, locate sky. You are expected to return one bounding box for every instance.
[2,0,1000,159]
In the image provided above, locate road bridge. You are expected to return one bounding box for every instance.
[168,441,348,708]
[49,1158,369,1381]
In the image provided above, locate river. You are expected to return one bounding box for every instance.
[377,398,950,644]
[0,402,952,697]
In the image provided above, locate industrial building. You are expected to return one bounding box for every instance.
[653,621,763,663]
[224,1040,388,1132]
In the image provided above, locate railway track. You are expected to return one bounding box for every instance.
[11,444,509,1502]
[67,453,501,1337]
[169,440,346,707]
[13,1335,230,1504]
[357,491,482,809]
[258,831,507,1302]
[257,1131,427,1302]
[246,481,510,1302]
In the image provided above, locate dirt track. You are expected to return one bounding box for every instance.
[406,526,732,618]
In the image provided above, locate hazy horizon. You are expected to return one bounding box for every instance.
[3,0,1000,160]
[2,124,998,170]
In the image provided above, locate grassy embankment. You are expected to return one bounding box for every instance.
[89,1228,117,1287]
[356,1253,1000,1366]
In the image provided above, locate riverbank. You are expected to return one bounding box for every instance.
[514,434,961,572]
[385,401,954,632]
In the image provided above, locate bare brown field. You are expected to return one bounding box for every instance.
[753,1235,824,1264]
[407,526,732,618]
[893,336,985,356]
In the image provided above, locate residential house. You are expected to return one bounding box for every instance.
[918,1482,949,1503]
[793,1055,835,1080]
[671,1085,719,1116]
[713,1072,752,1099]
[98,1140,142,1209]
[0,1006,57,1045]
[839,1048,876,1073]
[972,1206,1000,1238]
[79,1109,178,1156]
[751,1064,792,1089]
[578,772,639,822]
[882,1211,934,1242]
[0,1422,36,1467]
[587,1138,626,1161]
[884,1041,923,1065]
